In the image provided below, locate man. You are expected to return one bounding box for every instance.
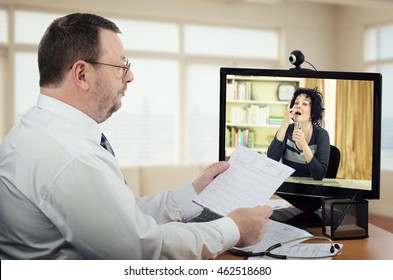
[0,13,272,259]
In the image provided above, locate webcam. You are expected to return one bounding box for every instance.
[289,50,305,68]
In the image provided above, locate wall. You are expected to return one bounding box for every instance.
[0,49,5,138]
[0,0,338,70]
[336,6,393,71]
[335,6,393,218]
[0,0,392,218]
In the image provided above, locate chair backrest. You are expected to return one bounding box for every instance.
[326,145,341,178]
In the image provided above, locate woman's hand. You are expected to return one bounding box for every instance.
[292,127,307,151]
[283,101,295,125]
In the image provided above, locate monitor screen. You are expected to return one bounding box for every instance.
[219,67,382,219]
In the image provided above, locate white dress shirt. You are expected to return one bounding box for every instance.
[0,94,240,259]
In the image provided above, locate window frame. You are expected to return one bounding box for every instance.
[365,24,393,170]
[5,8,281,166]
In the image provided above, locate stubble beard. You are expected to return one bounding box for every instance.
[93,80,124,124]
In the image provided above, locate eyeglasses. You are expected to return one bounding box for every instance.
[85,58,131,78]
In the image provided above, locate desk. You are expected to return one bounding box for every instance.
[216,223,393,260]
[285,176,370,191]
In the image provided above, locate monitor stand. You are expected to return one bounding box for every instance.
[270,194,326,228]
[270,208,324,228]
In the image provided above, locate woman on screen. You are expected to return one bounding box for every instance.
[267,87,330,180]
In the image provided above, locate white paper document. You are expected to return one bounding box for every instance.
[248,243,343,260]
[194,145,295,216]
[265,199,291,210]
[237,219,313,253]
[235,220,343,260]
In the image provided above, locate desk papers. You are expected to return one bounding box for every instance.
[248,243,343,260]
[239,219,313,253]
[285,176,371,191]
[239,220,343,260]
[194,145,295,216]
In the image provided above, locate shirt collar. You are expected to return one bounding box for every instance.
[36,94,102,144]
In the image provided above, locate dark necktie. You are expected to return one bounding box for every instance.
[100,133,128,185]
[100,133,115,156]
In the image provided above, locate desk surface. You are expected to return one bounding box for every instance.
[216,223,393,260]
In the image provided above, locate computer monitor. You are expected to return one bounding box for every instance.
[219,67,382,227]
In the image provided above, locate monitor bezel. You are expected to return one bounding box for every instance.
[219,67,382,200]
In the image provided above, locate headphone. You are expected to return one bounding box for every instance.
[229,236,342,259]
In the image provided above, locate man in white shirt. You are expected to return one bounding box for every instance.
[0,13,272,259]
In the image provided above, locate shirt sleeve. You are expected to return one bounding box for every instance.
[40,154,240,259]
[136,183,204,223]
[267,133,286,161]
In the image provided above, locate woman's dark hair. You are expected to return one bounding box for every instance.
[290,87,325,127]
[38,13,121,87]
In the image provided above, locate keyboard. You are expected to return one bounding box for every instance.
[316,180,340,186]
[286,177,340,187]
[188,208,223,223]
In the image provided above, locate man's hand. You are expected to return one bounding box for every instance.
[228,205,273,248]
[192,161,230,195]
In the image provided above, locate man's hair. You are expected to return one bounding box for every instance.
[290,87,325,127]
[38,13,121,87]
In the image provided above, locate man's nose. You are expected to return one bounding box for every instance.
[124,69,134,83]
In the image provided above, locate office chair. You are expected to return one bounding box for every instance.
[326,145,341,178]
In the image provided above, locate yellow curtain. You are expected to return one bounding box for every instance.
[335,80,373,179]
[304,79,325,96]
[304,78,327,129]
[304,79,326,116]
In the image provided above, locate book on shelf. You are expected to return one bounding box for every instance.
[226,127,255,148]
[268,116,284,125]
[226,79,251,101]
[230,105,269,125]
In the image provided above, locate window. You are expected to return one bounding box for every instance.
[115,19,179,53]
[0,45,5,138]
[365,25,393,170]
[13,10,64,122]
[0,9,7,44]
[184,25,279,163]
[14,53,40,119]
[11,11,280,166]
[184,24,278,58]
[15,11,62,44]
[100,17,182,165]
[186,64,221,163]
[100,58,179,165]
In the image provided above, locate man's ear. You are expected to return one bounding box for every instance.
[71,60,90,91]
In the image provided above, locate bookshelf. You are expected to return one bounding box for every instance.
[225,75,303,158]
